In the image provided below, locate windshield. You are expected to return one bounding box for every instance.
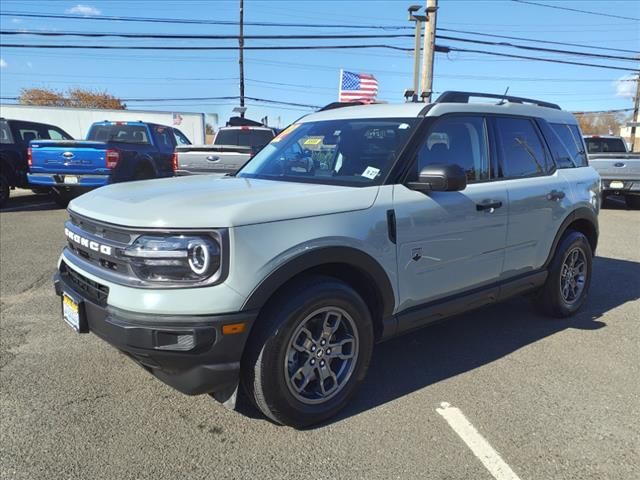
[88,125,151,144]
[585,137,627,153]
[237,118,418,186]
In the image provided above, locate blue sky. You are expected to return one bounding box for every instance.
[0,0,638,128]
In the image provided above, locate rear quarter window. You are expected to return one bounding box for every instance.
[0,122,14,144]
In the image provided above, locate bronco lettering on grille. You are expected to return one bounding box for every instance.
[64,227,113,256]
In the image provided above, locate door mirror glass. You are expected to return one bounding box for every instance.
[408,164,467,192]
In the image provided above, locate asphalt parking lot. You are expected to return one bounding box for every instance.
[1,190,638,480]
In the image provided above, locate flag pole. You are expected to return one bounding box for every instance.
[338,69,343,101]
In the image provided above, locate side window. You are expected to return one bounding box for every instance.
[153,126,175,152]
[550,123,587,167]
[415,116,489,183]
[18,128,42,143]
[0,122,14,144]
[173,129,191,145]
[47,128,69,140]
[495,117,549,178]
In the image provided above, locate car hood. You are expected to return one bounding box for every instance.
[69,175,379,228]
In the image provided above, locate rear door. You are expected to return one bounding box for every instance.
[393,114,508,312]
[491,116,572,277]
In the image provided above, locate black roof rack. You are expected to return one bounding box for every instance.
[435,91,561,110]
[318,101,365,112]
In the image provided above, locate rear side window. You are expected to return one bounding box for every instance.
[173,129,191,145]
[415,116,490,183]
[0,122,13,144]
[550,123,587,167]
[152,126,175,152]
[89,125,150,144]
[495,117,549,178]
[47,128,72,140]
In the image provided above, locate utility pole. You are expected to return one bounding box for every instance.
[630,74,639,152]
[238,0,245,118]
[405,5,426,103]
[421,0,438,103]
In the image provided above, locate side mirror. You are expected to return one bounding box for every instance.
[407,164,467,192]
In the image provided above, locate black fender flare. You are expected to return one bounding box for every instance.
[133,154,158,177]
[241,246,396,319]
[543,206,599,268]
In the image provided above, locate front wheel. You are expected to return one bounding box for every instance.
[535,230,593,318]
[242,276,374,428]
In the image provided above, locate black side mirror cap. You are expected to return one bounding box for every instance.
[407,164,467,192]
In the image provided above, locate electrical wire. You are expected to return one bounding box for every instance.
[511,0,640,22]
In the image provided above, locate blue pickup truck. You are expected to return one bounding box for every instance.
[28,121,192,206]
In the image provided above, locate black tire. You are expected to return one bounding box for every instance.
[535,230,593,318]
[134,165,155,181]
[625,195,640,210]
[241,276,374,428]
[51,189,74,208]
[0,173,9,208]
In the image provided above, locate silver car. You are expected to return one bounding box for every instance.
[54,91,600,428]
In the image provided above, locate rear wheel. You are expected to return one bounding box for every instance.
[0,173,9,208]
[625,195,640,210]
[535,230,593,318]
[242,276,374,428]
[134,165,155,181]
[51,188,74,208]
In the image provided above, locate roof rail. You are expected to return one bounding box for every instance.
[318,101,365,112]
[435,91,561,110]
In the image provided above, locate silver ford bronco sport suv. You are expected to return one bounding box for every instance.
[54,91,600,428]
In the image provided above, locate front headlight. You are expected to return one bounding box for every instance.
[122,235,221,283]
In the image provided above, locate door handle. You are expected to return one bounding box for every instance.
[476,201,503,212]
[547,190,566,201]
[206,155,220,162]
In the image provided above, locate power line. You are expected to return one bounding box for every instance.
[511,0,640,22]
[572,108,634,115]
[0,11,411,29]
[437,35,638,62]
[438,28,640,55]
[0,42,412,52]
[0,29,414,40]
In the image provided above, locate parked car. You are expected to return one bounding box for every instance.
[175,125,275,176]
[0,118,73,207]
[583,135,640,208]
[53,91,599,428]
[28,121,191,206]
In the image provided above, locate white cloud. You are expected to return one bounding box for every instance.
[615,75,637,98]
[66,4,101,16]
[0,58,7,69]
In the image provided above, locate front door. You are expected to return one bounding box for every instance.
[393,115,508,313]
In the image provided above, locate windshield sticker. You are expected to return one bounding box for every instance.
[361,166,380,180]
[398,123,410,130]
[303,137,323,145]
[271,123,300,143]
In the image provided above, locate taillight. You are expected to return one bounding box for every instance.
[105,149,120,169]
[171,152,178,172]
[27,147,32,167]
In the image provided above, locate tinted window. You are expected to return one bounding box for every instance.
[47,128,72,140]
[215,129,274,149]
[239,118,417,186]
[495,117,548,178]
[584,137,627,153]
[415,116,489,182]
[0,121,13,144]
[152,126,175,152]
[18,128,42,143]
[88,125,150,144]
[173,129,191,145]
[550,123,587,167]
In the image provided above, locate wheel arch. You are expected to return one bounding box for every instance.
[544,207,598,268]
[241,247,396,342]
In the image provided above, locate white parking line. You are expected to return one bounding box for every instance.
[436,402,522,480]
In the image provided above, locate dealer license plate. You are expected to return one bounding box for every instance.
[62,293,81,332]
[64,176,79,184]
[610,181,624,189]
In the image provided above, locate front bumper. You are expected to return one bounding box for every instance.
[28,173,110,188]
[53,269,256,397]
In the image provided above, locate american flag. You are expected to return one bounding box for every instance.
[339,70,379,102]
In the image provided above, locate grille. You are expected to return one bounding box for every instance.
[69,212,133,244]
[60,261,109,305]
